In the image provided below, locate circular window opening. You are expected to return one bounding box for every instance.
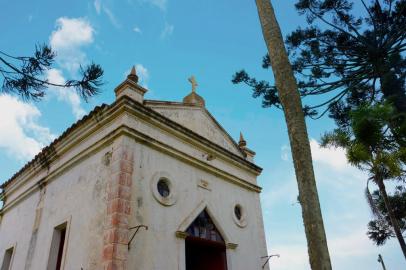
[157,178,170,198]
[234,205,242,221]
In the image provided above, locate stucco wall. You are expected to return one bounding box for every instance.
[0,146,110,270]
[127,141,269,270]
[0,188,38,270]
[0,138,268,270]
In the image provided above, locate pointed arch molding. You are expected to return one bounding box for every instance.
[175,200,238,249]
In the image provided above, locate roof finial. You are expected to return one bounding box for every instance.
[127,66,139,83]
[183,75,205,106]
[188,75,198,93]
[239,132,247,148]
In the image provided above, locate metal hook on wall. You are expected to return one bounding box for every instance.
[261,254,280,269]
[128,225,148,250]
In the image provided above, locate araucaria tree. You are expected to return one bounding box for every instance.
[322,103,406,258]
[0,45,103,101]
[234,0,405,260]
[234,0,406,121]
[254,1,332,269]
[367,186,406,246]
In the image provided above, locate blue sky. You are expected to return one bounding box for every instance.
[0,0,403,269]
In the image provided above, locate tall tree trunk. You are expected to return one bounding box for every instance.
[378,254,387,270]
[376,177,406,259]
[254,1,332,269]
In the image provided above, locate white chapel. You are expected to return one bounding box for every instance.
[0,67,270,270]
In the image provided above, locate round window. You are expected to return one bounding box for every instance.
[233,203,247,227]
[151,172,177,206]
[157,178,170,198]
[234,205,242,220]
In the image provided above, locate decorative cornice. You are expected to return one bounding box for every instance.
[121,97,262,173]
[1,123,262,216]
[114,79,147,96]
[120,125,262,192]
[0,103,111,189]
[1,96,262,199]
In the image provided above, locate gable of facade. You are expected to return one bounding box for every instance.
[145,101,244,157]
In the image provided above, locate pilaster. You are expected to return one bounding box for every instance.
[103,137,134,270]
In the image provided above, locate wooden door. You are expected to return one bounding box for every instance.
[185,237,227,270]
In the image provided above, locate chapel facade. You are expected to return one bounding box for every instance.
[0,68,269,270]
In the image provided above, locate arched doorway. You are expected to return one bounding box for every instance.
[185,210,228,270]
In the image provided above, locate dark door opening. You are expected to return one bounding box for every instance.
[186,236,227,270]
[55,227,66,270]
[184,210,228,270]
[47,222,67,270]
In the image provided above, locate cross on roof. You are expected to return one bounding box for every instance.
[188,75,198,93]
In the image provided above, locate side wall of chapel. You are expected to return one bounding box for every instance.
[0,145,111,270]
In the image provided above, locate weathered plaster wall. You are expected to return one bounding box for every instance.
[0,146,110,270]
[103,136,134,269]
[0,188,38,270]
[127,141,269,270]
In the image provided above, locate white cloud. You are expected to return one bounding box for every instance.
[94,0,101,14]
[261,175,298,209]
[281,145,290,161]
[0,95,55,161]
[265,244,307,270]
[133,26,142,34]
[151,0,167,10]
[269,228,376,270]
[141,0,167,11]
[46,69,86,120]
[263,139,383,270]
[94,0,121,28]
[49,17,94,75]
[281,139,347,170]
[330,229,375,258]
[124,64,149,88]
[160,22,174,39]
[269,227,378,270]
[50,17,94,51]
[103,6,121,28]
[268,140,364,210]
[310,139,348,170]
[48,17,95,119]
[135,64,149,84]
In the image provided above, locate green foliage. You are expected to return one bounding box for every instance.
[347,143,371,168]
[322,102,405,178]
[322,101,405,248]
[232,0,406,121]
[0,45,104,101]
[232,0,406,249]
[350,105,390,148]
[232,71,280,109]
[367,186,406,245]
[320,129,350,148]
[234,0,406,250]
[367,219,395,246]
